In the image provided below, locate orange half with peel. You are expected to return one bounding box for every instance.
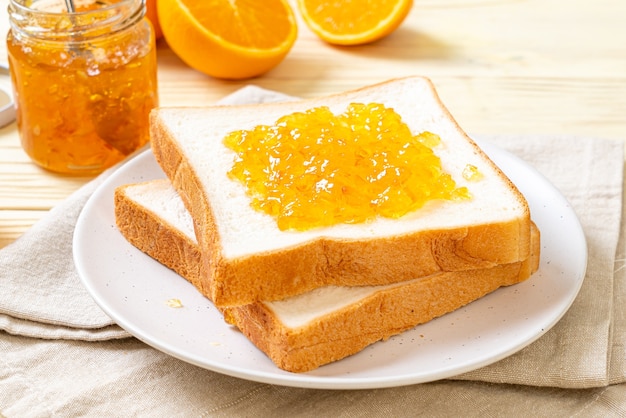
[145,0,163,40]
[157,0,298,79]
[297,0,413,45]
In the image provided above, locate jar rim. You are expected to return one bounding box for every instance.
[9,0,140,15]
[8,0,146,41]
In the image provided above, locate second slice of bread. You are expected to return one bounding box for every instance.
[114,179,540,373]
[150,77,533,306]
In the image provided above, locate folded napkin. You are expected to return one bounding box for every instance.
[0,168,129,340]
[1,86,624,416]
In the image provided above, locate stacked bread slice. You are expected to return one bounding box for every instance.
[114,77,540,372]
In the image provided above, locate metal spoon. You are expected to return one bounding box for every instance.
[64,0,75,13]
[60,0,139,155]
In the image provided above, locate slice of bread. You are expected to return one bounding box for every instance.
[114,179,540,373]
[150,76,532,306]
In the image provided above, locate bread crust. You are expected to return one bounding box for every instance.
[225,256,537,373]
[114,181,539,372]
[150,76,532,306]
[114,184,203,291]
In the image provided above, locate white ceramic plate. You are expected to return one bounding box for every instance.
[73,141,587,390]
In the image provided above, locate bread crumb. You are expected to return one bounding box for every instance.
[166,298,183,308]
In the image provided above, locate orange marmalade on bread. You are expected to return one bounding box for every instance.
[224,103,470,231]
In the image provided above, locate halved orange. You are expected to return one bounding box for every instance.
[297,0,413,45]
[157,0,298,79]
[145,0,163,40]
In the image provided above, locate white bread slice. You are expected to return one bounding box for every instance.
[150,76,532,306]
[114,179,540,373]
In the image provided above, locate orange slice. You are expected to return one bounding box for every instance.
[157,0,298,79]
[297,0,413,45]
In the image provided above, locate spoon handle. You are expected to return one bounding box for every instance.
[64,0,75,13]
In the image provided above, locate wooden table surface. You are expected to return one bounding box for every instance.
[0,0,624,249]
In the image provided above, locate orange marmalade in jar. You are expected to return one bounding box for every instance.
[7,0,158,174]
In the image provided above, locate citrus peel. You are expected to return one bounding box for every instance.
[297,0,413,45]
[157,0,297,79]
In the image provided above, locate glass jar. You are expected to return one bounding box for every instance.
[7,0,159,175]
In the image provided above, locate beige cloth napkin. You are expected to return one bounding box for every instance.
[0,170,129,341]
[1,86,624,416]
